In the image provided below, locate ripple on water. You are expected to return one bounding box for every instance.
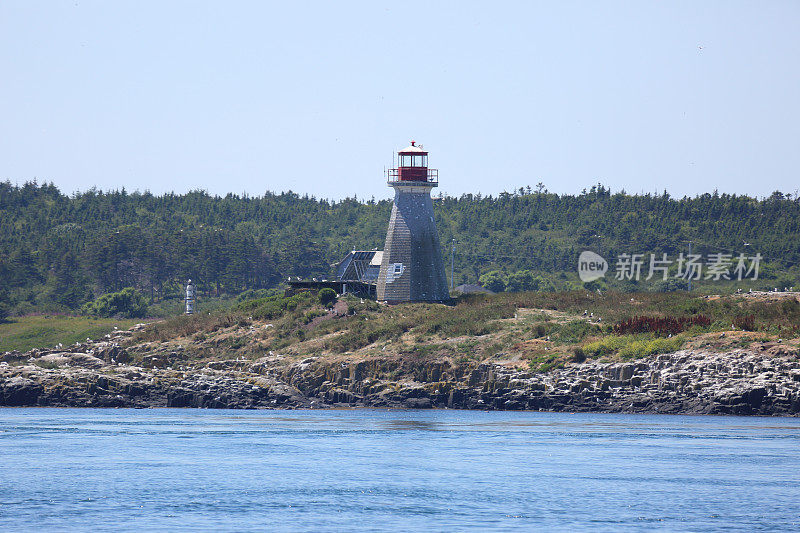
[0,408,799,531]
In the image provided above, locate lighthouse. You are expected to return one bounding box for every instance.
[376,142,450,303]
[185,279,195,314]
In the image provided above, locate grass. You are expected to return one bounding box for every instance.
[106,289,800,370]
[0,315,142,353]
[583,334,686,360]
[527,352,564,373]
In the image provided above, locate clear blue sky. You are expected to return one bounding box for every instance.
[1,1,798,201]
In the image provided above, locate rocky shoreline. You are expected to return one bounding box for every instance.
[2,334,799,416]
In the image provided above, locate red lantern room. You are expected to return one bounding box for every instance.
[386,141,438,186]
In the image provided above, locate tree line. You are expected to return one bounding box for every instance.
[1,180,798,316]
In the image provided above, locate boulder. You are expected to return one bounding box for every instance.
[0,376,43,406]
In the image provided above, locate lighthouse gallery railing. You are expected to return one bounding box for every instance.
[385,168,438,186]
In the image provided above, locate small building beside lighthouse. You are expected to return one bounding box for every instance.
[376,141,450,303]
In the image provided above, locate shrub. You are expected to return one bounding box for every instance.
[235,293,313,320]
[584,334,684,359]
[652,279,690,292]
[780,298,799,316]
[533,323,550,338]
[582,279,607,292]
[0,288,9,322]
[81,287,148,318]
[613,315,710,336]
[733,315,756,331]
[318,288,337,307]
[325,317,414,353]
[583,336,630,357]
[228,336,247,350]
[479,270,507,293]
[506,270,542,292]
[551,320,599,343]
[484,342,504,358]
[303,309,327,324]
[236,288,278,302]
[617,336,684,359]
[527,352,564,373]
[571,347,586,363]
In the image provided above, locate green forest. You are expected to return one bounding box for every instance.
[1,180,799,318]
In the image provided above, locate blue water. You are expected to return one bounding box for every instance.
[1,409,799,532]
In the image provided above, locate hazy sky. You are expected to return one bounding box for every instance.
[1,1,798,200]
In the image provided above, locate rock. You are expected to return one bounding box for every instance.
[0,376,43,406]
[0,332,798,415]
[743,387,768,408]
[404,397,432,409]
[1,351,24,363]
[94,343,131,364]
[141,354,170,369]
[67,353,106,369]
[620,364,635,381]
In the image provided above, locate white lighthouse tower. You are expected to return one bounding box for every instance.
[376,142,449,303]
[185,279,195,314]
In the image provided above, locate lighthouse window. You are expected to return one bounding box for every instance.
[412,155,425,167]
[399,154,411,167]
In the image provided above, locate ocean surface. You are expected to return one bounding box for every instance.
[1,409,799,532]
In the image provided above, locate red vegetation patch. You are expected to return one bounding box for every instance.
[613,315,711,337]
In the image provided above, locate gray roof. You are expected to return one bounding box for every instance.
[336,250,383,283]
